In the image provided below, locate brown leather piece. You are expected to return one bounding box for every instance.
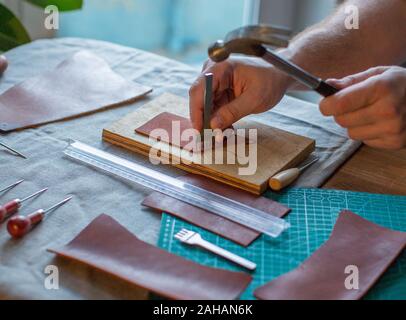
[142,174,291,246]
[136,112,194,149]
[135,111,237,151]
[48,214,252,300]
[0,51,152,132]
[254,210,406,300]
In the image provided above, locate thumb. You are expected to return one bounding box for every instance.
[327,66,389,89]
[210,92,253,130]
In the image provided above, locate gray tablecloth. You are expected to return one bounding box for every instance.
[0,38,360,299]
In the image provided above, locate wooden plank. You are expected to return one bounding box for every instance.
[103,93,315,194]
[323,145,406,196]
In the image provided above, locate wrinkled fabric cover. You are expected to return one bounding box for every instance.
[0,38,360,299]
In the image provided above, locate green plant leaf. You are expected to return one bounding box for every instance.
[25,0,83,11]
[0,4,31,52]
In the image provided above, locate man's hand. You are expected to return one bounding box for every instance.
[189,57,290,133]
[320,66,406,149]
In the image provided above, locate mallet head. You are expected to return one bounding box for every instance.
[208,25,290,62]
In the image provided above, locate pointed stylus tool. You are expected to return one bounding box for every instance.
[0,179,24,193]
[269,158,319,191]
[197,73,215,151]
[7,196,73,238]
[0,141,27,159]
[0,188,48,223]
[203,73,214,132]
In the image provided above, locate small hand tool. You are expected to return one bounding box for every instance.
[203,73,214,132]
[0,179,24,193]
[269,158,319,191]
[7,196,73,238]
[0,141,27,159]
[175,228,257,271]
[0,188,48,223]
[209,25,339,97]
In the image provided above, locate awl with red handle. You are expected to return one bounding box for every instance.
[0,188,48,223]
[7,196,73,238]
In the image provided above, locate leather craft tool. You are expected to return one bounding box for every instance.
[0,188,48,223]
[202,73,213,133]
[269,158,319,191]
[0,179,24,193]
[208,25,339,97]
[7,196,73,238]
[0,141,27,159]
[175,228,257,271]
[64,140,290,238]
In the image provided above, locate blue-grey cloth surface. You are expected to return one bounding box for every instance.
[0,38,360,299]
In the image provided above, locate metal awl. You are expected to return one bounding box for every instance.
[0,141,27,159]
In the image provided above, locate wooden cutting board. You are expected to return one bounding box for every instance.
[103,93,315,194]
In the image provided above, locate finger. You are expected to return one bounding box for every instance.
[327,66,389,89]
[364,138,391,149]
[214,91,233,110]
[334,103,379,128]
[364,132,406,150]
[320,77,380,117]
[189,62,231,131]
[189,76,205,131]
[334,96,403,128]
[202,59,210,71]
[347,118,405,141]
[211,92,253,129]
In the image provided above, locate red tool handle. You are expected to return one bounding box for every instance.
[0,200,21,223]
[7,209,44,238]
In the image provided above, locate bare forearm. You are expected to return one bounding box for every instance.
[281,0,406,89]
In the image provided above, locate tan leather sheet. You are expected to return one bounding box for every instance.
[0,51,152,132]
[254,210,406,300]
[48,214,252,300]
[142,174,291,247]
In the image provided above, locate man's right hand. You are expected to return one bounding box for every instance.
[189,57,290,133]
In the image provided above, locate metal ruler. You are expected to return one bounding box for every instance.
[64,141,290,238]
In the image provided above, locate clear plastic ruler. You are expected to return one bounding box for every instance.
[64,141,290,238]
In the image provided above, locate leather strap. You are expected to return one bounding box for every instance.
[48,214,252,300]
[254,210,406,300]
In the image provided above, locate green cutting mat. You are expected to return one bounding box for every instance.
[157,188,406,300]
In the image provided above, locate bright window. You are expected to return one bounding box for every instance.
[57,0,248,65]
